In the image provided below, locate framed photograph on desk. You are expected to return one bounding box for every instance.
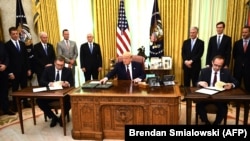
[150,57,162,69]
[162,56,172,69]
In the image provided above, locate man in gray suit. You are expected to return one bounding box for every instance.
[57,29,78,83]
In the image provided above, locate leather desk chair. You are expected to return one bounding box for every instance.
[44,101,70,122]
[116,55,145,69]
[195,103,227,125]
[111,55,145,80]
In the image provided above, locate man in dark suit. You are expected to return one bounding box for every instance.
[0,41,15,115]
[33,32,56,85]
[197,55,239,125]
[206,21,232,68]
[182,26,204,87]
[80,33,102,81]
[233,26,250,92]
[5,27,32,111]
[36,56,74,127]
[100,51,146,83]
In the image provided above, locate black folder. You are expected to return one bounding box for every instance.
[95,83,113,89]
[82,83,99,89]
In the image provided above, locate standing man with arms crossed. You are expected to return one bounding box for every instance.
[5,27,32,111]
[182,26,204,87]
[57,29,78,83]
[233,26,250,92]
[0,41,15,115]
[80,33,102,82]
[197,55,239,125]
[33,32,56,85]
[206,21,232,69]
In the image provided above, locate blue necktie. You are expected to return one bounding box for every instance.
[191,39,194,51]
[44,44,48,55]
[217,36,221,48]
[15,41,20,52]
[90,43,93,53]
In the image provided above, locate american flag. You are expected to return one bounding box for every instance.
[116,0,131,57]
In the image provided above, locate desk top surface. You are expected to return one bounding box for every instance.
[11,87,75,97]
[184,87,250,100]
[70,80,181,97]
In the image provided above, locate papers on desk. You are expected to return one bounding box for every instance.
[195,88,219,95]
[33,87,47,92]
[195,81,226,95]
[49,86,63,90]
[49,81,63,90]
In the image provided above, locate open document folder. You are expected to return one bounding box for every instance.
[195,81,226,95]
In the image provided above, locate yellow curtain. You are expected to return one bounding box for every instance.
[32,0,60,53]
[93,0,119,79]
[158,0,189,85]
[0,10,4,41]
[226,0,249,71]
[93,0,189,82]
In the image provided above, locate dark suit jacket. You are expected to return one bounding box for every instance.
[0,42,9,67]
[5,40,30,75]
[233,39,250,75]
[33,42,56,75]
[40,65,74,87]
[182,38,204,71]
[206,35,232,67]
[0,42,9,86]
[106,61,146,80]
[80,42,102,69]
[198,67,239,87]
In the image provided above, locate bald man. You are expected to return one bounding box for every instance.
[100,52,146,83]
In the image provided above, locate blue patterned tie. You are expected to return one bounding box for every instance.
[15,41,20,52]
[217,36,221,48]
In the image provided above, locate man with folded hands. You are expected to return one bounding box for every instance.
[36,56,74,127]
[196,55,239,125]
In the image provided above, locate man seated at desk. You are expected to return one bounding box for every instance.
[196,55,239,125]
[100,51,146,83]
[36,56,74,127]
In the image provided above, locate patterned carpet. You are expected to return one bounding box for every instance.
[0,106,43,129]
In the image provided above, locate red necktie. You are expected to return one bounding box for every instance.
[244,40,248,53]
[213,72,217,86]
[126,65,131,80]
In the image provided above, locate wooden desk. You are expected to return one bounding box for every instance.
[145,68,171,78]
[184,87,250,125]
[10,87,75,136]
[69,80,181,140]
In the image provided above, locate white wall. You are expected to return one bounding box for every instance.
[0,0,39,43]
